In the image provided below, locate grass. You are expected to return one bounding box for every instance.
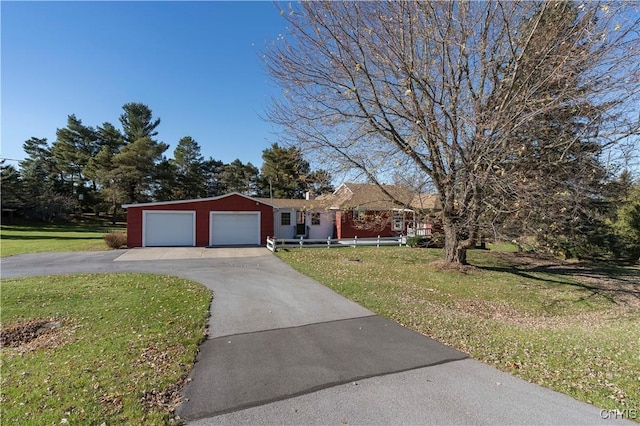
[0,273,212,425]
[277,247,640,416]
[0,222,126,257]
[486,241,521,253]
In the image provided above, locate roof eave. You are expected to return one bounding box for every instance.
[122,192,276,209]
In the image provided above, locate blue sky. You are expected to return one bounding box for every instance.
[1,1,289,167]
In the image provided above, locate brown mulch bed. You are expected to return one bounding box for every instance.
[1,318,65,349]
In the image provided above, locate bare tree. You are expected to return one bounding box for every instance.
[265,1,640,264]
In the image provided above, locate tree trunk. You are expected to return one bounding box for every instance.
[111,192,118,225]
[442,217,468,265]
[444,233,468,264]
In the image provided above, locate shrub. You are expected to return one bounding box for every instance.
[407,236,429,248]
[104,232,127,249]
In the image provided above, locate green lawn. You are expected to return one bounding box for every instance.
[1,273,212,425]
[0,222,126,257]
[277,247,640,416]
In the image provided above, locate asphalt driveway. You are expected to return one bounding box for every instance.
[1,249,631,425]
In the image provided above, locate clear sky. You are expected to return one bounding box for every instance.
[1,1,289,167]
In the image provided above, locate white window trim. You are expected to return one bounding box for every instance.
[311,212,321,226]
[281,211,291,226]
[354,209,367,222]
[392,211,404,231]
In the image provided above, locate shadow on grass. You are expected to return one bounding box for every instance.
[0,234,103,241]
[533,263,639,302]
[1,225,120,233]
[477,259,640,306]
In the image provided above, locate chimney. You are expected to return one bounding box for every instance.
[305,191,315,200]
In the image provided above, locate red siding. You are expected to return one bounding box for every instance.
[126,194,274,248]
[337,210,390,239]
[337,210,414,239]
[127,207,144,247]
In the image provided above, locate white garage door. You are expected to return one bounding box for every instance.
[210,212,260,246]
[144,211,195,247]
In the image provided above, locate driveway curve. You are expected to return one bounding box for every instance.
[1,249,631,425]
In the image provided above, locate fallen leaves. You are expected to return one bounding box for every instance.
[0,318,75,355]
[140,382,184,415]
[1,318,61,347]
[98,392,123,415]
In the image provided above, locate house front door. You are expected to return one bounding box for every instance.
[296,211,306,236]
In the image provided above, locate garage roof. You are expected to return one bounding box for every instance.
[122,192,275,209]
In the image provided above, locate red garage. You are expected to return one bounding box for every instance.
[123,193,274,248]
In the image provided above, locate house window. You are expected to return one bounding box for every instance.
[392,211,404,231]
[281,212,291,226]
[311,212,320,225]
[355,209,366,221]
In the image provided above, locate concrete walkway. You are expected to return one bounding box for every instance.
[1,249,633,425]
[114,246,270,261]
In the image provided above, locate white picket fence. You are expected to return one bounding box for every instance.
[266,235,406,252]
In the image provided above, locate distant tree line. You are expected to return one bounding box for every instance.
[1,102,333,223]
[1,101,637,261]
